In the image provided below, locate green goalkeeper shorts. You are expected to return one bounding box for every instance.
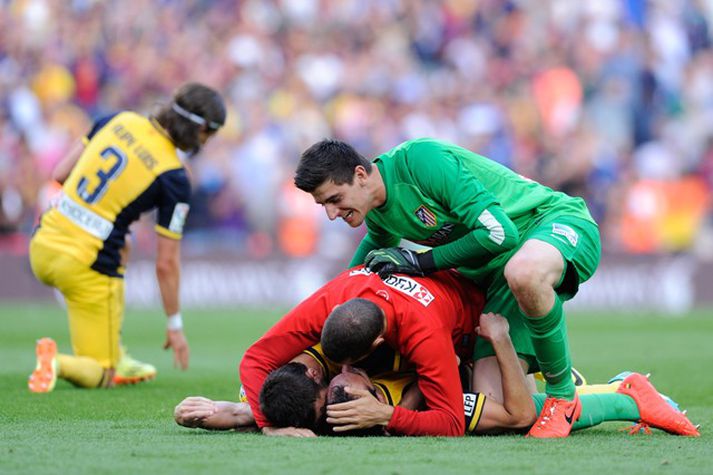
[473,216,601,371]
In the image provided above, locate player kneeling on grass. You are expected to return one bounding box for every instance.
[174,314,699,437]
[28,83,225,392]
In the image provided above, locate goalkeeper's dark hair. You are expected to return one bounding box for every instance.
[259,362,322,429]
[321,298,384,364]
[153,82,226,155]
[326,384,383,437]
[295,139,372,192]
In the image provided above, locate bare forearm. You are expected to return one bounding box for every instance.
[492,336,536,427]
[203,402,256,430]
[156,259,180,315]
[175,399,255,431]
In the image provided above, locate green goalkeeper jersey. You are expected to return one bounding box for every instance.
[350,138,596,285]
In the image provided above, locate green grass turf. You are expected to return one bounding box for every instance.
[1,303,712,475]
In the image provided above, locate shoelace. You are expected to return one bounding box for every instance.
[535,401,559,427]
[621,422,652,435]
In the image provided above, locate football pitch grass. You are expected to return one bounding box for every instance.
[1,303,712,475]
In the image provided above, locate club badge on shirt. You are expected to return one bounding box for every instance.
[415,205,437,227]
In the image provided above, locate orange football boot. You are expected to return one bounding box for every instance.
[616,372,700,437]
[527,393,581,438]
[28,337,58,393]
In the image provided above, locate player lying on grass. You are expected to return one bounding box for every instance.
[175,314,699,437]
[175,313,530,435]
[238,266,485,436]
[174,343,411,436]
[176,313,531,435]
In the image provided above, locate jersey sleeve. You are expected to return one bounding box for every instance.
[385,328,465,436]
[407,141,519,269]
[238,290,331,428]
[154,168,192,240]
[83,113,119,144]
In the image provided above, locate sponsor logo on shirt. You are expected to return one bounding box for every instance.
[551,223,578,247]
[349,268,435,306]
[57,194,113,240]
[169,203,190,234]
[414,205,437,227]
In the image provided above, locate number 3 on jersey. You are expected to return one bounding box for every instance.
[77,146,127,204]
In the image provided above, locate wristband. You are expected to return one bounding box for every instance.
[167,312,183,331]
[416,249,437,274]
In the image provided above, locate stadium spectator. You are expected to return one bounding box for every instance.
[1,1,712,257]
[27,83,225,392]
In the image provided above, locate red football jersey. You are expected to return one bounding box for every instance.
[239,266,484,436]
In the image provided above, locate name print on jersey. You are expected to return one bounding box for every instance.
[111,123,157,170]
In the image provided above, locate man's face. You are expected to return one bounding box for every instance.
[311,173,370,228]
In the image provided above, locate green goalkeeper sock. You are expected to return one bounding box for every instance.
[522,296,574,399]
[532,393,640,431]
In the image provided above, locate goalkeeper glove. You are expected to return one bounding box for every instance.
[364,247,436,278]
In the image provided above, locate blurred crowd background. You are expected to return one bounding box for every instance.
[2,0,713,261]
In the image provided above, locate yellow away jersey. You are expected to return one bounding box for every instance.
[302,344,341,381]
[302,343,415,382]
[372,373,416,406]
[34,111,191,277]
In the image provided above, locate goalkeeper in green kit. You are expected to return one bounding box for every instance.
[295,138,601,438]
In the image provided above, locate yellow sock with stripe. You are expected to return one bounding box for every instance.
[576,382,620,395]
[57,354,110,388]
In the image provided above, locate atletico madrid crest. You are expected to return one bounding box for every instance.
[415,205,437,227]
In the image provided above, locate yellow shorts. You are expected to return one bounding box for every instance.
[30,237,123,368]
